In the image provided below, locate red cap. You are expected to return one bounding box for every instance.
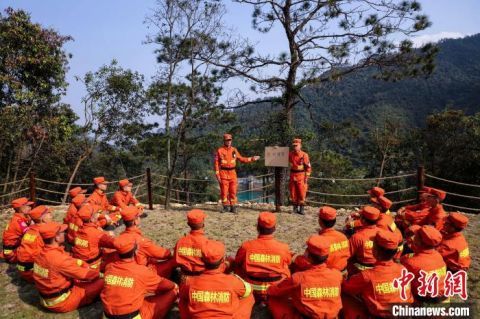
[38,222,67,239]
[187,209,206,225]
[121,206,140,222]
[306,235,329,257]
[93,176,107,185]
[422,187,446,201]
[360,206,380,221]
[202,240,225,264]
[114,234,137,254]
[223,133,232,141]
[258,212,276,228]
[375,229,400,249]
[11,197,34,209]
[72,194,87,207]
[28,205,50,220]
[77,204,95,221]
[448,212,468,230]
[318,206,336,220]
[292,138,302,145]
[371,196,393,210]
[118,179,132,188]
[368,187,385,197]
[418,225,442,247]
[68,187,86,198]
[405,225,421,237]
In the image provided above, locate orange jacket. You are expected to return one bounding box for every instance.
[319,228,350,271]
[16,224,44,264]
[437,232,470,272]
[72,222,115,263]
[101,257,176,316]
[179,268,252,318]
[235,234,292,280]
[87,189,118,212]
[401,248,447,299]
[343,260,413,317]
[33,245,99,296]
[63,203,78,224]
[174,229,208,273]
[349,224,379,266]
[214,146,254,180]
[289,150,312,177]
[426,205,447,230]
[121,227,171,265]
[2,213,30,247]
[110,190,139,210]
[267,263,343,319]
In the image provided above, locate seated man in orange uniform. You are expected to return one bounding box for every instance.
[2,197,34,263]
[33,222,103,313]
[119,206,175,278]
[347,206,381,276]
[438,212,470,272]
[342,229,414,319]
[292,206,350,273]
[111,179,147,218]
[234,212,293,302]
[87,176,121,229]
[16,205,52,282]
[267,236,343,319]
[101,234,178,319]
[72,204,115,270]
[179,240,254,319]
[174,209,210,280]
[63,186,87,225]
[66,194,88,245]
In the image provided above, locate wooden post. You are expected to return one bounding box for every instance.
[416,165,425,203]
[29,172,36,203]
[274,167,283,212]
[262,175,266,203]
[146,168,153,210]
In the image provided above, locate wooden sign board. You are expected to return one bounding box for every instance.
[265,146,289,167]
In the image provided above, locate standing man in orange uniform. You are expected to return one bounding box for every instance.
[179,240,254,319]
[2,197,34,263]
[234,212,293,301]
[101,235,178,319]
[16,205,52,282]
[87,176,121,228]
[266,236,343,319]
[33,222,103,313]
[289,138,312,215]
[214,133,260,213]
[438,212,470,272]
[111,179,147,218]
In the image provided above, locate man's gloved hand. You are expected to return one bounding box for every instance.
[253,155,261,161]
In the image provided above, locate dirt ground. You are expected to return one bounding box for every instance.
[0,203,478,319]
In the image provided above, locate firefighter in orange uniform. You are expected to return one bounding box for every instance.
[33,222,103,313]
[16,205,52,282]
[402,224,421,256]
[87,176,120,228]
[342,229,414,319]
[2,197,34,263]
[292,206,350,273]
[347,206,381,276]
[179,240,254,319]
[267,236,343,319]
[401,225,448,303]
[234,212,293,301]
[63,186,87,224]
[101,235,178,319]
[119,206,175,278]
[438,212,470,272]
[289,138,312,215]
[345,187,387,234]
[111,179,147,217]
[174,209,210,279]
[66,194,88,245]
[214,133,260,213]
[72,204,115,270]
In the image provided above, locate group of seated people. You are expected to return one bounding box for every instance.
[0,176,472,319]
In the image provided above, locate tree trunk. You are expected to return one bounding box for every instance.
[61,150,91,204]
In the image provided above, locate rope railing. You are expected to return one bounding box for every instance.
[0,178,28,188]
[307,190,369,198]
[445,191,480,200]
[36,197,63,205]
[236,184,273,194]
[426,174,480,188]
[35,173,146,186]
[442,203,480,212]
[306,197,416,208]
[309,172,415,182]
[0,187,30,199]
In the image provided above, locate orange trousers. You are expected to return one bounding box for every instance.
[152,258,177,279]
[267,296,303,319]
[18,269,34,283]
[289,173,308,205]
[139,289,177,319]
[42,278,104,313]
[220,178,238,206]
[341,294,369,319]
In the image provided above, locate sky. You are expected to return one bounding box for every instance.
[2,0,480,123]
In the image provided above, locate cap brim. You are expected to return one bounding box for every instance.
[26,201,34,206]
[79,189,87,194]
[59,224,68,232]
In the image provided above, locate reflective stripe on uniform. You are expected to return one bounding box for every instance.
[233,274,253,297]
[3,249,13,255]
[354,263,374,271]
[41,290,71,307]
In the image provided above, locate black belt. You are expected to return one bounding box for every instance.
[105,310,140,319]
[17,261,34,270]
[247,275,282,282]
[2,244,19,250]
[290,169,305,173]
[220,167,236,171]
[40,283,73,299]
[86,252,102,264]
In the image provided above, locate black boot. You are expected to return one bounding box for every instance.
[292,205,298,214]
[298,206,305,215]
[139,212,148,218]
[230,205,237,214]
[222,205,229,213]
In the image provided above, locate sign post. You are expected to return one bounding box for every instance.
[265,147,289,211]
